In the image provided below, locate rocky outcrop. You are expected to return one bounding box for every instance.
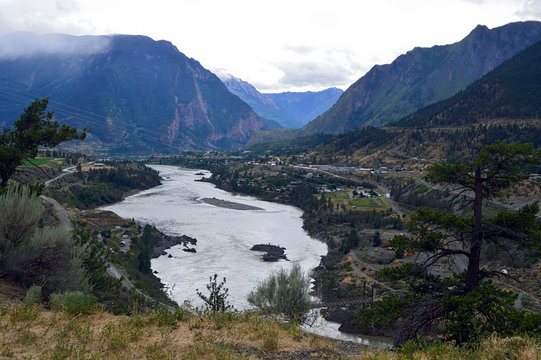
[150,231,197,259]
[250,244,288,262]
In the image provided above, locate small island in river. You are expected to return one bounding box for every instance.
[250,244,288,262]
[201,197,263,211]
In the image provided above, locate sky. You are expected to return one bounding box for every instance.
[0,0,540,92]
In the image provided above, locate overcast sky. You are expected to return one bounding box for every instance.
[1,0,540,92]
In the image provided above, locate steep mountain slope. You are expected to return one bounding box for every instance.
[304,21,541,135]
[221,75,342,129]
[0,33,266,153]
[310,40,541,165]
[395,40,541,128]
[220,75,292,129]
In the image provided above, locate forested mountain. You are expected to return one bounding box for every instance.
[395,40,541,128]
[310,40,541,164]
[0,33,266,154]
[304,21,541,135]
[221,75,342,129]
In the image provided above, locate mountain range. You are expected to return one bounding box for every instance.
[220,75,342,129]
[0,33,266,153]
[303,21,541,135]
[1,21,540,154]
[310,39,541,164]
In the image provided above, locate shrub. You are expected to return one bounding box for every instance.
[49,291,98,315]
[24,285,42,305]
[0,186,91,297]
[196,274,234,313]
[247,262,312,323]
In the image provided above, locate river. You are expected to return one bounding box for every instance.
[103,165,391,347]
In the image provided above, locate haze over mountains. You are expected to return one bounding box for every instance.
[0,21,540,154]
[0,33,266,153]
[304,21,541,135]
[220,74,342,129]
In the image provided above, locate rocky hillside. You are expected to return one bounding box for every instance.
[309,40,541,166]
[304,21,541,135]
[0,33,266,154]
[221,75,342,129]
[395,40,541,128]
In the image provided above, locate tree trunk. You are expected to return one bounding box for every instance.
[466,168,484,292]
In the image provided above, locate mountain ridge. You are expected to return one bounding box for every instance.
[220,75,342,129]
[309,39,541,166]
[0,33,266,153]
[303,21,541,135]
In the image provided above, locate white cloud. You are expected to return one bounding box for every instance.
[0,0,538,91]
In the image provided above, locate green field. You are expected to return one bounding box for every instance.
[349,197,388,209]
[19,157,64,167]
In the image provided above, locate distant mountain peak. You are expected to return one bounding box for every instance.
[221,76,343,129]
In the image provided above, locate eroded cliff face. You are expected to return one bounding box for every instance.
[305,21,541,135]
[0,33,266,153]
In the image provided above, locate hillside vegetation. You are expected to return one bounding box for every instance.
[303,21,541,134]
[0,303,539,359]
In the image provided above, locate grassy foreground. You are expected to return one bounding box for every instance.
[0,303,539,360]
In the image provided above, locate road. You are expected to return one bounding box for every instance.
[106,263,176,312]
[350,253,401,294]
[44,161,94,187]
[41,160,175,311]
[40,195,74,231]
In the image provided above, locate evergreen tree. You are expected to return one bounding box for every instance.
[363,141,541,345]
[0,98,86,187]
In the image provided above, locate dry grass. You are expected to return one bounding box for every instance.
[0,303,538,359]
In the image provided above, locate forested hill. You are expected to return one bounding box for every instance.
[309,41,541,165]
[0,33,266,154]
[303,21,541,135]
[394,40,541,128]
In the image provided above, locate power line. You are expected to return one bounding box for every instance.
[0,83,181,150]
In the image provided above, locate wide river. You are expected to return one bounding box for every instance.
[103,165,390,346]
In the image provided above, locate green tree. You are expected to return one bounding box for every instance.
[196,274,233,313]
[394,141,540,291]
[373,141,541,344]
[0,98,86,187]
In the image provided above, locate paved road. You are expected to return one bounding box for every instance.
[106,263,176,312]
[39,195,73,231]
[44,161,94,187]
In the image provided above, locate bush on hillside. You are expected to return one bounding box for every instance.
[247,262,313,323]
[49,291,98,315]
[24,285,42,305]
[0,186,91,297]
